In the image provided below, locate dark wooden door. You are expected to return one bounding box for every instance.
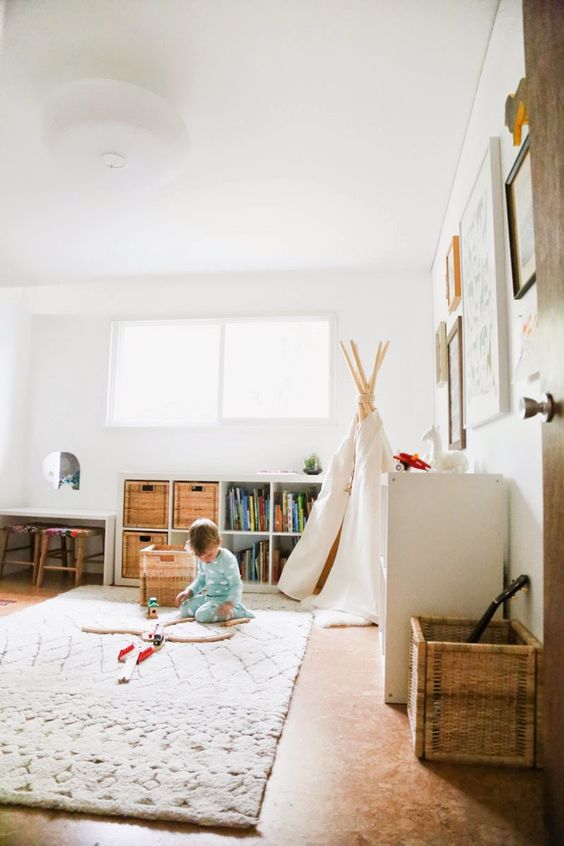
[522,2,564,842]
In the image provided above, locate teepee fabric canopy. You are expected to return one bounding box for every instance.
[278,340,394,622]
[277,415,356,600]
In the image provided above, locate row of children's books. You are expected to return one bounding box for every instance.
[225,486,270,532]
[272,538,299,583]
[225,486,319,534]
[273,489,317,533]
[234,538,300,583]
[236,540,269,582]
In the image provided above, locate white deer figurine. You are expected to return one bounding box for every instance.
[421,424,469,473]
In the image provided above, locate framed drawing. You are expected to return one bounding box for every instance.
[435,321,447,385]
[447,316,466,449]
[445,236,461,312]
[514,312,540,381]
[505,135,536,299]
[460,137,509,428]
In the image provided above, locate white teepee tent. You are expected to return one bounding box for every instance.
[278,340,394,622]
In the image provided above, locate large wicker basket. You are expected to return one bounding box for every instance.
[172,481,219,529]
[123,480,169,529]
[408,616,543,768]
[140,544,197,607]
[122,530,167,579]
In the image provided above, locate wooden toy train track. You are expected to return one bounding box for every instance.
[82,616,250,683]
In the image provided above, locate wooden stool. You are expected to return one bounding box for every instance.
[36,527,104,588]
[0,524,42,583]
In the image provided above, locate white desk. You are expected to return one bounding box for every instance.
[0,508,116,585]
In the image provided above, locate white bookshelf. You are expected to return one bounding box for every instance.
[115,472,323,591]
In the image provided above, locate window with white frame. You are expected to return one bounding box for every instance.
[107,316,334,426]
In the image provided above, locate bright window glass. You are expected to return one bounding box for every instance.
[108,316,332,425]
[109,322,220,425]
[222,320,331,419]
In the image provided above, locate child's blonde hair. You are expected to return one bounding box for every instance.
[188,518,221,556]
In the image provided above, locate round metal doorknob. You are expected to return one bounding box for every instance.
[519,393,555,422]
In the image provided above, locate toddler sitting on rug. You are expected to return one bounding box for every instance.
[175,518,255,624]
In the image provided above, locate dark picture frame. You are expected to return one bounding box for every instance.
[505,135,536,299]
[447,316,466,450]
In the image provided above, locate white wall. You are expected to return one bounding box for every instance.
[431,0,543,639]
[13,268,433,513]
[0,289,31,505]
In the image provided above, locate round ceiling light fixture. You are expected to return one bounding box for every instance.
[42,78,189,191]
[100,151,127,169]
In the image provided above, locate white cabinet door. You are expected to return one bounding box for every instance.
[380,473,504,703]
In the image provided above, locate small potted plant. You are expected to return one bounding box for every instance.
[303,453,322,475]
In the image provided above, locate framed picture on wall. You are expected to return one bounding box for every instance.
[505,135,536,299]
[460,137,509,428]
[434,321,447,385]
[447,316,466,450]
[445,236,461,312]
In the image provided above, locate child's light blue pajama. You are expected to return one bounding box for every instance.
[179,547,255,623]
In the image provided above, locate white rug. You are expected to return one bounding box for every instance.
[0,586,311,828]
[312,609,374,628]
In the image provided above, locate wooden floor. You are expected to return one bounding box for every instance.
[0,572,547,846]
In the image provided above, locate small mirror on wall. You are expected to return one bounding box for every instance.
[41,452,80,490]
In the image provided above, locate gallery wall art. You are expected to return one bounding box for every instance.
[505,135,536,299]
[460,137,509,428]
[447,316,466,449]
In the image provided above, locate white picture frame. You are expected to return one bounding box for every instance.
[434,321,448,385]
[460,138,509,427]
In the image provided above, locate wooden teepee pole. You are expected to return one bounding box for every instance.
[340,339,389,421]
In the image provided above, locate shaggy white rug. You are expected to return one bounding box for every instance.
[312,609,374,628]
[294,596,374,627]
[0,586,311,828]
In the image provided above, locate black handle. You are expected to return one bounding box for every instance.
[467,574,529,643]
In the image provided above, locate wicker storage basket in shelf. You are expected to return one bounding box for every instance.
[172,482,218,529]
[140,545,197,606]
[122,531,167,579]
[408,616,543,768]
[123,480,169,529]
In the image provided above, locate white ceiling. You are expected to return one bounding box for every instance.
[0,0,499,285]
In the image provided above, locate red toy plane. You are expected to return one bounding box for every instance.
[393,452,431,471]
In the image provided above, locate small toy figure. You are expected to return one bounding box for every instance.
[421,425,468,473]
[146,596,159,618]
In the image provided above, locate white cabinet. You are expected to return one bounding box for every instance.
[115,472,322,591]
[379,473,504,704]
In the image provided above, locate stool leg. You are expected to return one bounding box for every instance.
[36,534,49,588]
[62,535,72,567]
[0,528,9,579]
[32,534,41,584]
[75,536,85,586]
